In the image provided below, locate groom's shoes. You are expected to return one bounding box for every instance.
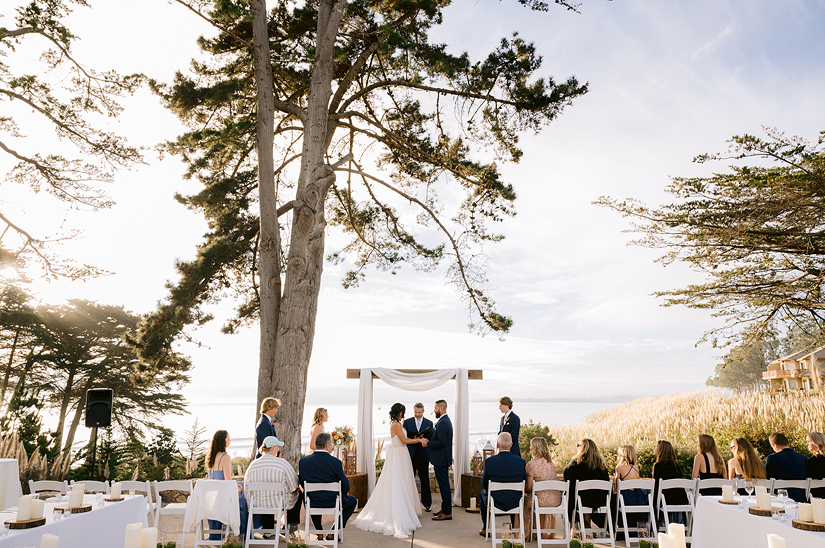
[432,513,452,520]
[423,506,431,512]
[432,511,441,516]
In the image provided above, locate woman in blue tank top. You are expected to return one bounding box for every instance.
[206,430,248,540]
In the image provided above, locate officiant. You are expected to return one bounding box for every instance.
[403,402,433,512]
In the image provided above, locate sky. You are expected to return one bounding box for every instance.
[2,0,825,448]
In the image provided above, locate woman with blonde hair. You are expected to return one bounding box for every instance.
[522,437,562,540]
[309,408,328,453]
[563,438,609,528]
[692,433,725,495]
[807,432,825,498]
[727,438,766,480]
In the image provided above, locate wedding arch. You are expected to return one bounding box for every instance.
[350,368,482,505]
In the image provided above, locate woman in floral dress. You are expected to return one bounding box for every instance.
[523,437,563,540]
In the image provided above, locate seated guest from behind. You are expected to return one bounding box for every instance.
[563,438,610,529]
[692,433,725,495]
[524,437,561,541]
[244,436,302,538]
[478,432,527,538]
[298,432,358,541]
[807,432,825,499]
[765,432,808,503]
[615,444,649,503]
[652,440,688,526]
[206,430,247,540]
[728,437,766,481]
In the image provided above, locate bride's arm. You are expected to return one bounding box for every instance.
[391,421,421,444]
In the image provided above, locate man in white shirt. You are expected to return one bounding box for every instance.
[244,436,302,538]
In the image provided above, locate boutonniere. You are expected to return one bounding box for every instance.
[503,417,510,424]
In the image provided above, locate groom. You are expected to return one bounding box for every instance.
[422,399,452,521]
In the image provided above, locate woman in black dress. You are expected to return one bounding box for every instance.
[652,440,688,526]
[807,432,825,499]
[563,438,610,529]
[691,434,725,495]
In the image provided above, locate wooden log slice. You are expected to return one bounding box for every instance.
[718,499,740,505]
[749,506,784,516]
[104,497,125,502]
[4,517,47,529]
[792,519,825,532]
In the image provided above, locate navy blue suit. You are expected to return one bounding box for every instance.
[254,414,276,460]
[428,414,453,515]
[403,417,433,507]
[766,447,808,502]
[479,451,527,528]
[298,450,358,529]
[498,412,521,458]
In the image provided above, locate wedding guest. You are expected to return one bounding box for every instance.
[807,432,825,499]
[727,437,766,481]
[255,398,280,460]
[403,402,433,511]
[523,437,561,541]
[652,440,687,526]
[206,430,247,540]
[478,432,527,538]
[765,432,808,503]
[299,432,358,540]
[691,434,725,495]
[498,397,521,458]
[244,436,302,539]
[309,408,328,453]
[563,438,610,528]
[614,444,649,532]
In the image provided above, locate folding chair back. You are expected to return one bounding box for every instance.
[245,481,286,548]
[304,482,342,548]
[771,479,810,503]
[657,479,696,541]
[154,480,194,546]
[486,481,525,548]
[28,480,69,496]
[616,479,656,547]
[70,479,110,494]
[120,480,156,527]
[695,478,734,498]
[530,479,568,547]
[808,479,825,501]
[574,479,614,548]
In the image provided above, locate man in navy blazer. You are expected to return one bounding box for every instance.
[254,397,279,460]
[422,399,453,519]
[298,432,358,535]
[765,432,808,503]
[403,402,434,511]
[497,396,521,458]
[479,432,527,537]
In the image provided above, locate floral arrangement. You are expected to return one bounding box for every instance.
[331,426,354,447]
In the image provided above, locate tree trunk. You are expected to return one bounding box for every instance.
[268,0,346,465]
[55,369,76,450]
[62,376,93,454]
[250,0,283,458]
[0,327,21,403]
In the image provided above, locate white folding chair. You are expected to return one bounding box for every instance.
[657,479,695,541]
[154,480,194,547]
[70,479,110,494]
[485,481,525,548]
[574,479,614,548]
[530,479,569,547]
[188,480,240,548]
[28,480,69,497]
[304,482,342,548]
[616,479,656,547]
[695,478,734,498]
[808,479,825,502]
[245,481,286,548]
[771,479,810,502]
[121,480,157,527]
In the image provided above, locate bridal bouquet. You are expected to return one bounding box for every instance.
[331,426,354,447]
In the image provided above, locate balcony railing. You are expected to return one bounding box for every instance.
[763,369,804,379]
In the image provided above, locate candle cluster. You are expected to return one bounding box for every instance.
[657,523,687,548]
[40,533,59,548]
[124,522,157,548]
[111,482,123,499]
[813,498,825,524]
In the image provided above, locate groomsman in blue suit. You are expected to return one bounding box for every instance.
[478,432,527,537]
[403,402,434,511]
[498,396,521,458]
[422,399,453,520]
[254,397,279,460]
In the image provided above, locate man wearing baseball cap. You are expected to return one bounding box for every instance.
[244,435,302,539]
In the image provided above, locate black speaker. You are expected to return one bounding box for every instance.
[85,388,113,427]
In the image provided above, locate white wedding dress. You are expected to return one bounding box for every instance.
[352,430,422,538]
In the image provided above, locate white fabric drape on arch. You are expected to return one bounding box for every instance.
[355,368,470,506]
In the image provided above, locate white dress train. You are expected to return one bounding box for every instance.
[352,430,422,538]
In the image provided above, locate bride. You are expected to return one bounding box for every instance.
[352,403,423,538]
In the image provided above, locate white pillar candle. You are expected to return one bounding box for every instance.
[40,534,59,548]
[140,527,158,548]
[16,494,33,521]
[766,534,786,548]
[756,485,768,495]
[721,484,734,502]
[125,523,143,548]
[813,498,825,524]
[111,482,122,498]
[469,497,476,510]
[30,498,45,519]
[667,523,686,548]
[72,483,85,492]
[757,492,772,511]
[657,532,677,548]
[799,502,813,522]
[67,489,84,509]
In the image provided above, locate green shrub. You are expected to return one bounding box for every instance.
[519,420,557,458]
